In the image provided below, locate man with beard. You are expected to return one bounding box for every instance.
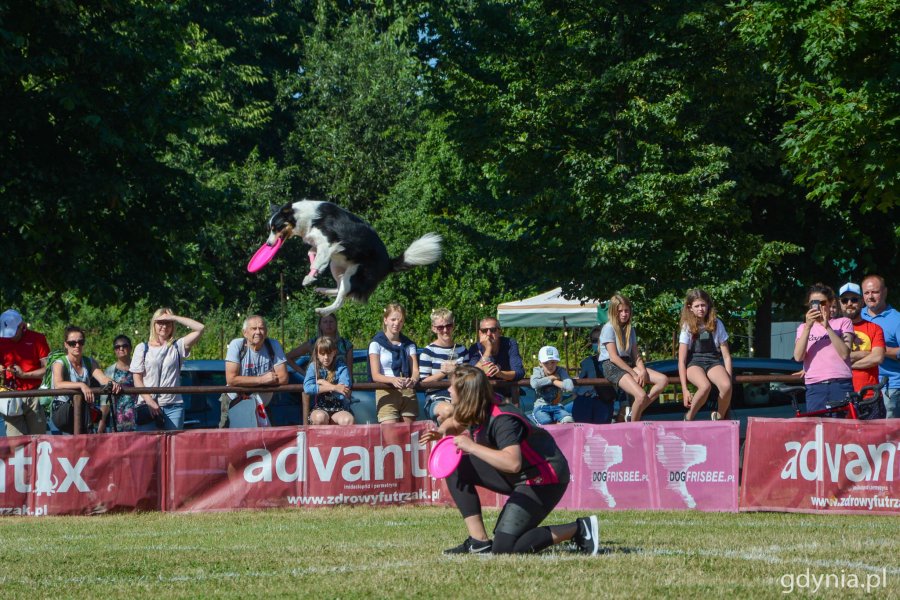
[841,282,886,417]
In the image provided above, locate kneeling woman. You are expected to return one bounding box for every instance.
[422,365,599,555]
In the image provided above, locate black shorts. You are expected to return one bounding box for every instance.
[687,352,724,372]
[600,358,636,391]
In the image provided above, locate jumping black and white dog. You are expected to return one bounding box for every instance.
[267,200,442,315]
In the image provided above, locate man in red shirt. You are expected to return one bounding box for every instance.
[0,309,50,436]
[840,283,886,409]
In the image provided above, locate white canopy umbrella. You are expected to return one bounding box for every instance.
[497,287,604,328]
[497,288,606,367]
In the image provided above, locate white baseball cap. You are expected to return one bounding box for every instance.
[838,282,862,297]
[0,309,23,338]
[538,346,561,363]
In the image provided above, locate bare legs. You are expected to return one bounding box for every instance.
[619,368,668,421]
[309,409,355,426]
[684,364,732,420]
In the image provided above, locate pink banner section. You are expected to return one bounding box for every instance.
[425,422,739,512]
[553,422,739,512]
[0,433,162,516]
[741,418,900,514]
[1,421,738,516]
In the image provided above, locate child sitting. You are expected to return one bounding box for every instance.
[530,346,574,425]
[303,337,354,426]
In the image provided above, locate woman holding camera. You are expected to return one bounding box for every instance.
[793,283,854,412]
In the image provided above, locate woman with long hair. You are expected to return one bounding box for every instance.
[677,289,733,420]
[597,294,667,421]
[130,307,205,431]
[51,326,121,433]
[793,283,853,412]
[368,303,419,423]
[421,365,600,555]
[286,313,354,380]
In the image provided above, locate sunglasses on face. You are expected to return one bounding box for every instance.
[840,297,860,304]
[66,339,86,347]
[114,344,131,350]
[434,323,454,331]
[480,327,499,334]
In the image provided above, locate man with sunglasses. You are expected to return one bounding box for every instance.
[467,317,525,401]
[0,309,50,436]
[843,278,887,418]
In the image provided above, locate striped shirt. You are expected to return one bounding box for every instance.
[419,342,469,379]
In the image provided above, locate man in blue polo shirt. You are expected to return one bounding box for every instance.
[861,274,900,418]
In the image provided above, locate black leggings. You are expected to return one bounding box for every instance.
[447,454,570,554]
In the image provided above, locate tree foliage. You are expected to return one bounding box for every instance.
[734,0,900,211]
[2,0,899,360]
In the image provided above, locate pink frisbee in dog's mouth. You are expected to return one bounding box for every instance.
[428,436,462,479]
[247,238,283,273]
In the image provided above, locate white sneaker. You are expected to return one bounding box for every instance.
[574,515,600,555]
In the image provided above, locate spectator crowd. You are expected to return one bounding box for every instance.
[1,274,897,437]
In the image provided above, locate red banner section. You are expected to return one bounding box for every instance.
[1,422,739,516]
[741,418,900,514]
[168,424,438,512]
[0,433,162,516]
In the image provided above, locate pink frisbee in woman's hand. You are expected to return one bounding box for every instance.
[428,436,462,478]
[247,238,283,273]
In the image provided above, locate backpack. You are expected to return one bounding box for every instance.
[142,341,183,373]
[239,338,275,364]
[37,349,71,415]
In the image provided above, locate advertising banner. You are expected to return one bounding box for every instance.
[1,421,740,516]
[168,423,437,512]
[0,437,33,515]
[741,418,900,514]
[0,433,162,516]
[555,421,739,512]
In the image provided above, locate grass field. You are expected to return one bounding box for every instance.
[1,507,897,599]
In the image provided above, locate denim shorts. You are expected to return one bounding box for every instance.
[804,379,853,413]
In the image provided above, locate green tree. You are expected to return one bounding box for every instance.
[733,0,900,211]
[420,1,801,354]
[281,7,427,217]
[0,1,304,312]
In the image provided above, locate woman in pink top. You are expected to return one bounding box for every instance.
[793,283,854,412]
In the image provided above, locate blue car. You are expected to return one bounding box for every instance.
[514,357,803,441]
[642,357,803,442]
[181,349,431,428]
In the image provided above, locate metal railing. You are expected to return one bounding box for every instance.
[0,373,803,435]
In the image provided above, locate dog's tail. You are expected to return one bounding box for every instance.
[392,233,443,272]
